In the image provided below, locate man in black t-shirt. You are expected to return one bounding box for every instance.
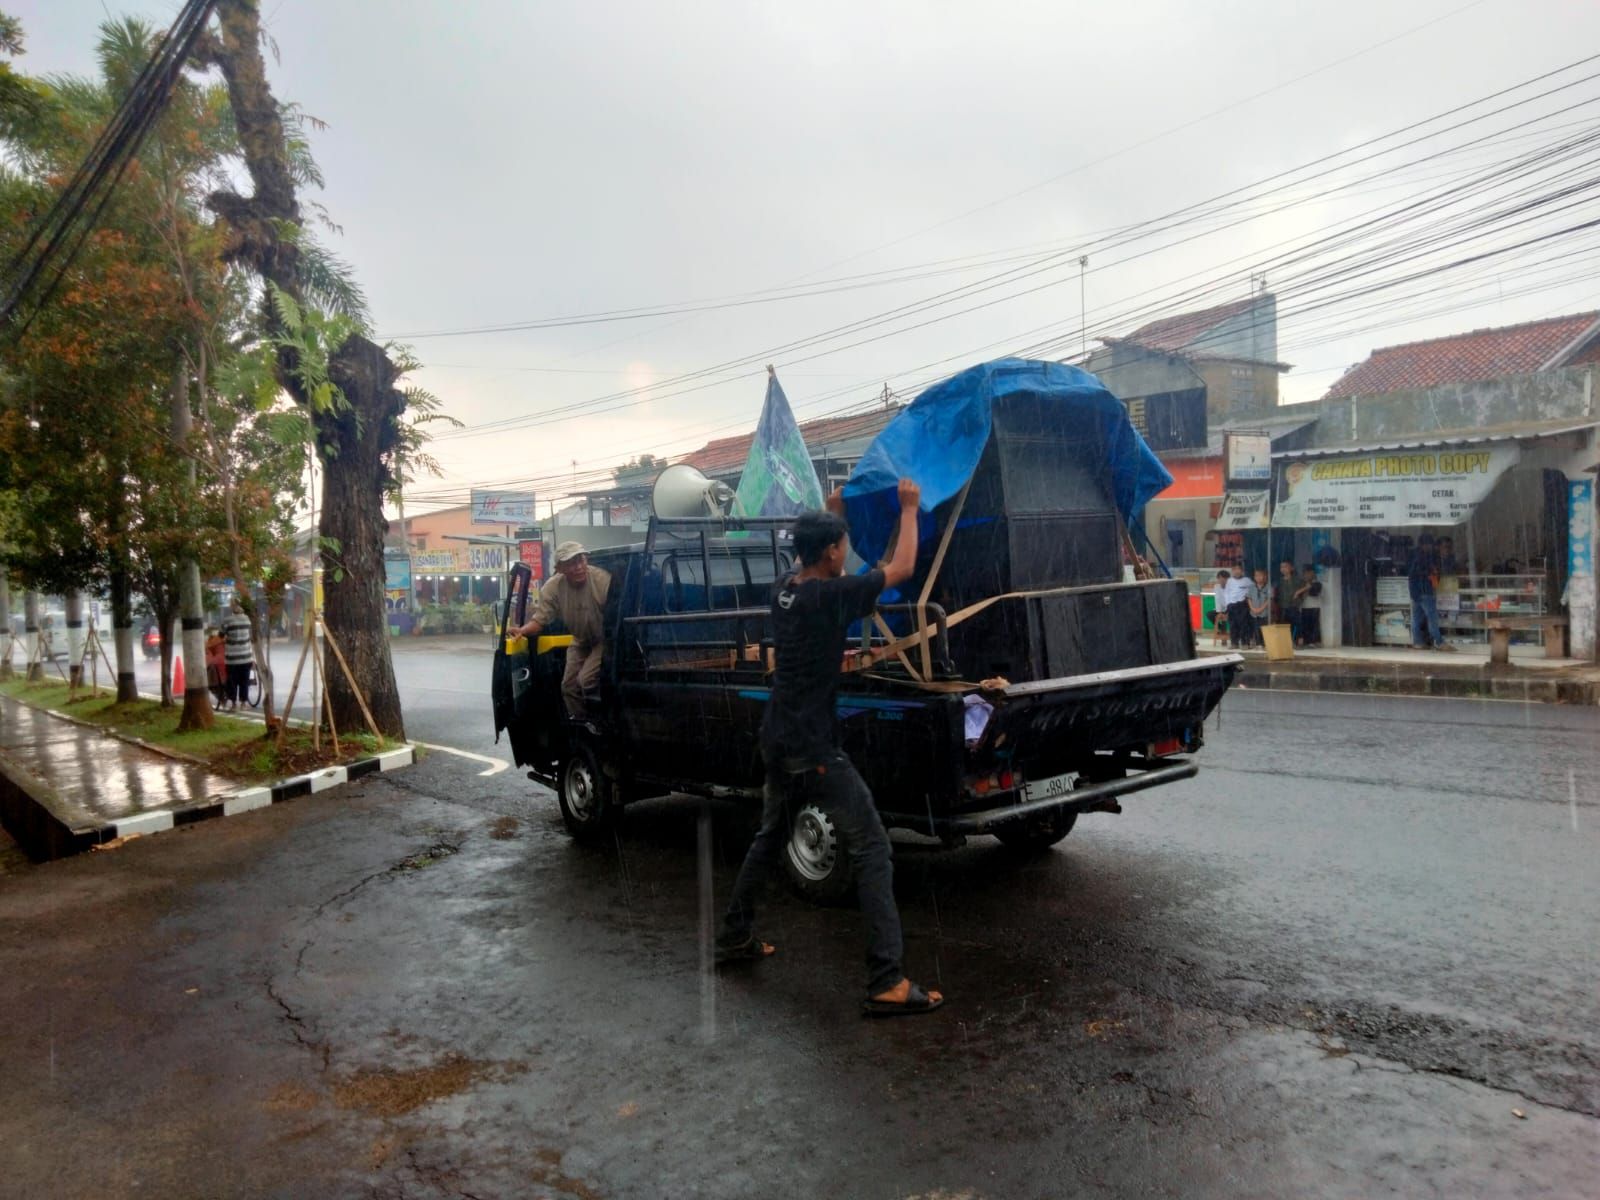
[716,479,944,1017]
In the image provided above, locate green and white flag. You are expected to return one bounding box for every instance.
[732,369,824,517]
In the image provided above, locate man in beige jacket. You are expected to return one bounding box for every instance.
[511,541,611,719]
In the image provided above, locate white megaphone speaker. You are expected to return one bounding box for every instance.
[651,463,736,520]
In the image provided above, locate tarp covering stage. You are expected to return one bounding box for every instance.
[840,358,1173,566]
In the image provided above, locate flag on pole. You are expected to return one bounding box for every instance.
[732,367,825,517]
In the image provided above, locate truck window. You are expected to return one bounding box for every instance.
[664,549,782,612]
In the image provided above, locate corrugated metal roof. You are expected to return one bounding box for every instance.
[1273,418,1597,460]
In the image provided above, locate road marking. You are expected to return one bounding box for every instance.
[412,740,509,777]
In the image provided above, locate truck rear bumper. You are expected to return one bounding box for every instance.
[940,760,1198,834]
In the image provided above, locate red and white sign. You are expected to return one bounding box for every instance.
[519,539,544,583]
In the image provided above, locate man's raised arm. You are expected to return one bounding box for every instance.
[880,479,921,589]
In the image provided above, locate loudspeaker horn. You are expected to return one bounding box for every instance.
[651,463,736,520]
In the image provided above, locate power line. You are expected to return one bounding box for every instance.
[0,0,219,343]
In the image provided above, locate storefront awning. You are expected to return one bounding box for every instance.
[1271,420,1597,460]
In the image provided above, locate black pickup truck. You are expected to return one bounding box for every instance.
[492,361,1241,902]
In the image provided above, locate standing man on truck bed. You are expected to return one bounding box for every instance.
[510,541,612,719]
[716,480,945,1017]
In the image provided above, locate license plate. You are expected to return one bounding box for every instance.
[1022,771,1077,803]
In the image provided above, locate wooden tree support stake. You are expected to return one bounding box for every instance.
[320,624,385,745]
[277,615,317,741]
[319,638,341,757]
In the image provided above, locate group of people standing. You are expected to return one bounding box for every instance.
[203,597,258,709]
[1216,560,1323,649]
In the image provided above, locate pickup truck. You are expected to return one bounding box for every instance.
[492,358,1241,901]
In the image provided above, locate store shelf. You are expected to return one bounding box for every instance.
[1373,572,1548,648]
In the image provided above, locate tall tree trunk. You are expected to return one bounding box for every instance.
[64,590,84,688]
[171,359,214,731]
[0,566,12,680]
[23,590,41,682]
[318,337,404,738]
[201,0,404,738]
[155,597,178,707]
[110,565,137,703]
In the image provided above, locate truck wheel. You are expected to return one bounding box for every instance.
[783,803,854,905]
[557,742,615,843]
[994,809,1077,852]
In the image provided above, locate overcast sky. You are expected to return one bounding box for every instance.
[18,0,1600,513]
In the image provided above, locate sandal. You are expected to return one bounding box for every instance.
[714,936,775,966]
[861,980,944,1018]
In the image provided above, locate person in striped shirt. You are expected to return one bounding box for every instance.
[222,597,255,710]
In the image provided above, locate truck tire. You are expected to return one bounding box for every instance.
[782,802,854,905]
[557,742,615,843]
[993,809,1077,852]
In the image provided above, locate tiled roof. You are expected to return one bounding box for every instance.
[1322,312,1600,400]
[1120,296,1257,354]
[677,406,900,478]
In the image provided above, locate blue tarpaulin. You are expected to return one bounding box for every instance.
[841,358,1172,566]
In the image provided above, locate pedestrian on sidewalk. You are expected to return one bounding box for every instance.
[1276,560,1301,645]
[1408,536,1450,650]
[715,481,944,1017]
[1295,564,1323,646]
[1248,568,1271,647]
[222,597,254,709]
[1223,565,1252,649]
[205,627,226,706]
[1211,570,1231,647]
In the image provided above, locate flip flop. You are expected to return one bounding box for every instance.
[714,937,775,966]
[861,980,944,1018]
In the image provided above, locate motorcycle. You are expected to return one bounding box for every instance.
[140,626,161,660]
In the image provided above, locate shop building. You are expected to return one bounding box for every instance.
[1094,300,1598,660]
[1265,313,1600,660]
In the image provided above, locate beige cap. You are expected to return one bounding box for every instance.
[554,540,588,564]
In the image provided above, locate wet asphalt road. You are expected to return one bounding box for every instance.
[1,639,1596,1197]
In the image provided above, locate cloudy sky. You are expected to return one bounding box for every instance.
[18,0,1600,513]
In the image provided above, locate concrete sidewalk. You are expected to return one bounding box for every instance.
[0,694,411,860]
[1202,643,1600,704]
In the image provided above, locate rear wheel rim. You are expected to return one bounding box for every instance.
[787,804,838,882]
[564,758,598,822]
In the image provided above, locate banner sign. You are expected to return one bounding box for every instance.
[1216,489,1272,530]
[384,556,412,612]
[471,490,538,526]
[1570,478,1594,579]
[412,550,459,572]
[468,545,505,572]
[1272,445,1519,528]
[1225,432,1272,484]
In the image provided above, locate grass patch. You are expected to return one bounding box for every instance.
[0,678,395,784]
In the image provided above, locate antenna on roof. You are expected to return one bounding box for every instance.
[1251,272,1268,295]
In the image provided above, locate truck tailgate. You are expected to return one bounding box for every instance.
[972,654,1242,761]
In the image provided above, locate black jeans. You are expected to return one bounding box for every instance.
[719,753,904,996]
[225,662,251,704]
[1226,600,1251,648]
[1299,608,1321,645]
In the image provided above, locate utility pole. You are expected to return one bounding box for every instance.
[171,358,213,729]
[1079,255,1089,359]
